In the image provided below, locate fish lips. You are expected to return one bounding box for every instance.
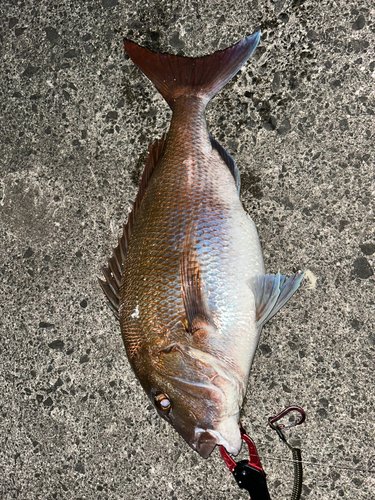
[194,430,220,459]
[194,424,242,458]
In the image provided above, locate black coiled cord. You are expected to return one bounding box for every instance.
[284,440,303,500]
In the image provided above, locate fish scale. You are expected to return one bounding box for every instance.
[121,105,260,370]
[99,31,305,459]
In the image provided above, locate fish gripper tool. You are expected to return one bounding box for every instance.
[220,425,271,500]
[220,406,306,500]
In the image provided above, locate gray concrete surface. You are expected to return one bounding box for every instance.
[1,0,374,499]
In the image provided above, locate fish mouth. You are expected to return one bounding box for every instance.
[194,426,242,458]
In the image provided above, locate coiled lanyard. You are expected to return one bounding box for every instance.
[220,406,306,500]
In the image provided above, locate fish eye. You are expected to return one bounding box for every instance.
[154,393,171,412]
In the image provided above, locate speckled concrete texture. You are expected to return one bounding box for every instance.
[1,1,374,499]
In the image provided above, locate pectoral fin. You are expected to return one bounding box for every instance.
[180,223,213,335]
[249,271,305,329]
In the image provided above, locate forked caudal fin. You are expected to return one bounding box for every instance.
[123,31,261,108]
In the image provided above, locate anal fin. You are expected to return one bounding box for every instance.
[98,135,167,319]
[248,271,305,329]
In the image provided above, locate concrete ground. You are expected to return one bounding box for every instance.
[1,0,374,499]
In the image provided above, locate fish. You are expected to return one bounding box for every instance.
[99,31,304,459]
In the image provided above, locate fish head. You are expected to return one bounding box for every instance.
[146,341,245,458]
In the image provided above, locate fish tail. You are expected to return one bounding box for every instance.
[123,31,261,109]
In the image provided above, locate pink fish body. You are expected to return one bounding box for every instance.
[100,32,304,458]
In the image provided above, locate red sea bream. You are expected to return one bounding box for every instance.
[99,31,304,458]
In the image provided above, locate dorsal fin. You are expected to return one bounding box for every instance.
[180,221,214,335]
[210,136,240,194]
[98,135,167,319]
